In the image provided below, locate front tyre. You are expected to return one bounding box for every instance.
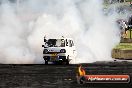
[66,59,69,65]
[45,60,48,65]
[66,55,69,65]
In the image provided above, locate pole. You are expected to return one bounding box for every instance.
[130,27,132,39]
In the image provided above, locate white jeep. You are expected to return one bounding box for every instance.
[42,37,76,64]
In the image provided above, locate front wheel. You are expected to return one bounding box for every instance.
[66,59,69,65]
[45,60,48,65]
[66,55,69,65]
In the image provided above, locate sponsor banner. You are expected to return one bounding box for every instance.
[85,75,130,83]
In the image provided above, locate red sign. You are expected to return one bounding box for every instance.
[84,75,130,83]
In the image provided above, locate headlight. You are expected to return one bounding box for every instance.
[60,49,66,53]
[43,49,48,54]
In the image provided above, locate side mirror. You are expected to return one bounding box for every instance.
[42,45,44,47]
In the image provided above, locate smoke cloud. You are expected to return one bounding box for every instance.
[0,0,130,64]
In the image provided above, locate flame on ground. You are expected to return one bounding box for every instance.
[78,65,86,76]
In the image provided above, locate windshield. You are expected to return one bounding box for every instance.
[45,39,65,47]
